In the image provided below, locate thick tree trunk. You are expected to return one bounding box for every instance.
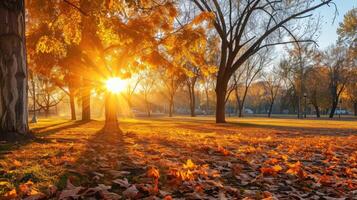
[215,79,228,123]
[81,81,91,121]
[313,104,320,118]
[103,92,120,132]
[0,0,30,140]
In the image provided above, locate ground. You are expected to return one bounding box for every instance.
[0,117,357,199]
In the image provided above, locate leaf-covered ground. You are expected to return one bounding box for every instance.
[1,117,357,199]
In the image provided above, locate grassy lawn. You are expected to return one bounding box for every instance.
[0,117,357,199]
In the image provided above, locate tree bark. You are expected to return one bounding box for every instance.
[187,82,196,117]
[0,0,30,140]
[103,92,120,132]
[215,78,228,123]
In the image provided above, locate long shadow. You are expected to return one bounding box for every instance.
[54,126,135,192]
[33,120,92,137]
[0,121,92,158]
[30,121,71,132]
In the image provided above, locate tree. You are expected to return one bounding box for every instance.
[192,0,332,123]
[0,0,29,140]
[139,71,156,117]
[305,66,330,118]
[26,1,84,121]
[346,74,357,116]
[185,66,200,117]
[263,69,281,118]
[161,68,186,117]
[322,46,351,118]
[123,75,141,115]
[229,51,268,117]
[33,76,65,117]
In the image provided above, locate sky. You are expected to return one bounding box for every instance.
[316,0,356,49]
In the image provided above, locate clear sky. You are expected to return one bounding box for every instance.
[316,0,356,49]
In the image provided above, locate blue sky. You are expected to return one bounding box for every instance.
[316,0,356,49]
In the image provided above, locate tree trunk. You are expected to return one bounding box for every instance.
[354,102,357,117]
[69,92,76,120]
[329,99,338,118]
[215,79,228,123]
[238,87,249,118]
[187,83,196,117]
[168,95,174,117]
[144,95,151,117]
[313,104,320,118]
[268,100,274,118]
[103,92,120,132]
[205,88,209,115]
[0,0,30,140]
[81,80,91,121]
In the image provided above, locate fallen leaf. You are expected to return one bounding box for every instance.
[123,185,139,198]
[112,178,130,188]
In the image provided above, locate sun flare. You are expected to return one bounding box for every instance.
[105,77,127,93]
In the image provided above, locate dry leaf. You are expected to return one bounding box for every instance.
[123,185,139,198]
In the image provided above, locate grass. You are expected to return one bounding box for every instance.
[0,116,356,199]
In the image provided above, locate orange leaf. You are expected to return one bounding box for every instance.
[4,189,17,198]
[183,159,196,169]
[260,165,282,176]
[147,167,160,179]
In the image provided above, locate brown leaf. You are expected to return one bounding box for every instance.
[123,185,139,198]
[112,178,130,188]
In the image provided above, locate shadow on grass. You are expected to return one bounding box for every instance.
[0,120,92,157]
[33,120,92,137]
[53,125,137,192]
[30,121,72,133]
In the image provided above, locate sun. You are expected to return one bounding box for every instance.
[105,77,127,93]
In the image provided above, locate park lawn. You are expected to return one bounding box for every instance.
[0,117,357,199]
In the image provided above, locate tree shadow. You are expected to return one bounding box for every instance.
[33,120,93,137]
[53,125,138,191]
[30,121,72,132]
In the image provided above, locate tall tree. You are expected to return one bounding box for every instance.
[262,69,281,118]
[0,0,29,140]
[192,0,332,123]
[322,46,351,118]
[305,66,330,118]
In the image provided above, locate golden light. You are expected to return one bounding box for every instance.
[105,77,127,93]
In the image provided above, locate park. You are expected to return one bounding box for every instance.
[0,0,356,199]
